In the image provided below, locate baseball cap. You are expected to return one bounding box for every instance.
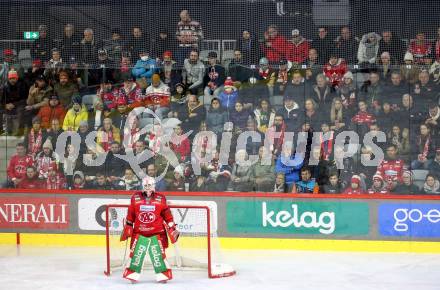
[98,49,107,55]
[292,29,300,36]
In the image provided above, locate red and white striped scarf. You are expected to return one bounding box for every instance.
[28,129,43,156]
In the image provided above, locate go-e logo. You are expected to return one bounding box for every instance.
[393,208,440,231]
[379,203,440,237]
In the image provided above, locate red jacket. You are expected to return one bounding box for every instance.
[376,159,405,183]
[323,59,347,87]
[17,177,43,189]
[99,90,117,110]
[126,191,174,241]
[261,35,289,63]
[286,38,310,63]
[7,154,34,180]
[37,104,66,129]
[435,39,440,60]
[409,40,432,63]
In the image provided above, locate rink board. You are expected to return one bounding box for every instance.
[0,233,439,253]
[0,189,440,253]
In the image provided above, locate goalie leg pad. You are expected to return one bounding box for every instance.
[148,235,173,283]
[123,234,149,282]
[147,235,168,274]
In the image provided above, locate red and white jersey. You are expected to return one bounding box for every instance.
[376,159,405,183]
[98,88,117,110]
[126,191,174,237]
[323,59,347,87]
[144,82,171,107]
[7,154,34,180]
[116,83,143,105]
[409,40,432,63]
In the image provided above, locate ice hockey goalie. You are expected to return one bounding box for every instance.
[120,176,180,283]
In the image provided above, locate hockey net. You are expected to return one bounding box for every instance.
[104,203,235,278]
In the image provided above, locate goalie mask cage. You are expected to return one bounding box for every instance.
[104,204,236,278]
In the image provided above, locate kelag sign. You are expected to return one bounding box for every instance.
[379,204,440,237]
[226,200,369,235]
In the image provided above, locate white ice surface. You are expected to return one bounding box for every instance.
[0,245,439,290]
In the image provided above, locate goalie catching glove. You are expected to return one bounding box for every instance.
[164,222,180,243]
[120,221,133,241]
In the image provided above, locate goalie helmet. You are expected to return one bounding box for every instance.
[142,176,156,196]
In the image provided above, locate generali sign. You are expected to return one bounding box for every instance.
[0,197,69,229]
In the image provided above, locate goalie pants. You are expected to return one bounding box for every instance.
[130,231,168,249]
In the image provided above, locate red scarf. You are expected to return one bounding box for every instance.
[37,153,53,178]
[148,132,161,155]
[420,134,431,158]
[101,129,114,152]
[320,131,334,160]
[259,68,270,79]
[277,70,288,85]
[272,122,286,153]
[47,174,65,189]
[28,129,43,156]
[125,128,141,149]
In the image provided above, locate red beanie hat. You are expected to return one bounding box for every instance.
[224,77,235,89]
[351,175,361,185]
[117,97,127,106]
[3,48,14,56]
[373,174,383,182]
[163,51,172,59]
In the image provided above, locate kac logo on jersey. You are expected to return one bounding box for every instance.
[138,212,156,223]
[140,205,155,212]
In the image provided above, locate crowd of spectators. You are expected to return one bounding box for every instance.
[2,10,440,194]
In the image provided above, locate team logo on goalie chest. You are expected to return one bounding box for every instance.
[138,212,156,223]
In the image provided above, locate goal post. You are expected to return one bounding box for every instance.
[104,203,235,278]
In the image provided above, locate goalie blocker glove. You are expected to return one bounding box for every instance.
[165,221,180,244]
[120,221,134,241]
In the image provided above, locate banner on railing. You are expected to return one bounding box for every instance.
[0,190,440,242]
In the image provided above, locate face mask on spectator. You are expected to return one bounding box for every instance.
[141,55,149,61]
